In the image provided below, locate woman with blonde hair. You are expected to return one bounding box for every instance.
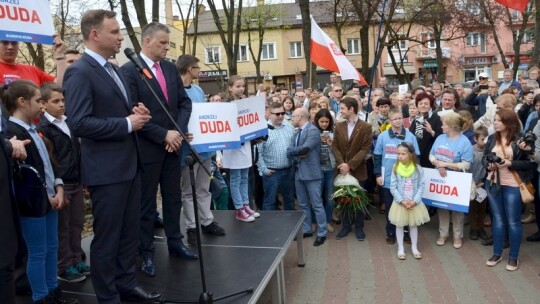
[317,96,336,120]
[429,112,473,249]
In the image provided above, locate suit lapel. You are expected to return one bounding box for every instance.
[83,54,130,111]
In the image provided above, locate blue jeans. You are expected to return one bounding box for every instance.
[230,168,249,209]
[296,176,327,237]
[20,211,58,301]
[486,183,522,259]
[322,170,334,222]
[262,168,295,210]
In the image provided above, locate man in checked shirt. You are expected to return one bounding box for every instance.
[257,102,296,210]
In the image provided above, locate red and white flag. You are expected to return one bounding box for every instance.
[494,0,528,12]
[310,17,367,85]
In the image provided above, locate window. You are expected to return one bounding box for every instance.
[421,33,436,49]
[466,32,485,46]
[391,38,407,51]
[347,39,360,55]
[515,30,535,43]
[468,4,480,15]
[511,10,519,21]
[205,46,221,64]
[237,45,249,62]
[261,42,276,60]
[289,42,302,58]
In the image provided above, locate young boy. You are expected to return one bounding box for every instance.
[374,108,420,244]
[468,126,488,241]
[38,82,90,283]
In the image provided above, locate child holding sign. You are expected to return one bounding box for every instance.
[222,76,261,222]
[389,142,430,260]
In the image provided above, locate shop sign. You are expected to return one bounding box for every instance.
[465,57,489,65]
[423,60,438,68]
[198,70,228,79]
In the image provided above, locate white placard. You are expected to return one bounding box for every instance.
[187,103,241,153]
[0,1,55,44]
[421,168,472,213]
[398,84,409,94]
[235,96,268,142]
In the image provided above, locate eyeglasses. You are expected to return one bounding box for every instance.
[479,77,488,80]
[272,112,286,116]
[334,89,343,92]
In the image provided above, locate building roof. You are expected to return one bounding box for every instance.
[186,1,347,35]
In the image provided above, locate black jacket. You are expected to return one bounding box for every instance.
[0,135,20,268]
[483,134,537,184]
[37,114,80,184]
[409,111,443,168]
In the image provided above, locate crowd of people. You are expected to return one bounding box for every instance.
[2,8,540,304]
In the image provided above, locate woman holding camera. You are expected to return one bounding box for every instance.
[484,109,537,271]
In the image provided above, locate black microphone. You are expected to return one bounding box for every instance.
[124,48,153,79]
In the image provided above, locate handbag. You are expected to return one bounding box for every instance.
[510,170,535,204]
[13,162,50,217]
[500,144,535,204]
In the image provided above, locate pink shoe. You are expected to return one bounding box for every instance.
[236,208,255,222]
[243,204,260,218]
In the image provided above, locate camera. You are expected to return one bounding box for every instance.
[520,132,537,147]
[484,152,505,165]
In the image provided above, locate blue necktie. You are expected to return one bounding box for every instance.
[296,128,302,146]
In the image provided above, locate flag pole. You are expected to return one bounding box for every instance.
[365,0,389,122]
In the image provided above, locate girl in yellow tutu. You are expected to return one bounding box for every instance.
[389,142,430,260]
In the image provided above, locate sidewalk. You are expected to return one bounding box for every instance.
[279,212,540,304]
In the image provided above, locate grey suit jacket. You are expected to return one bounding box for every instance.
[287,122,322,181]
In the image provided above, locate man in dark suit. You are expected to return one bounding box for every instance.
[287,108,327,246]
[121,22,197,278]
[63,10,160,303]
[332,97,372,241]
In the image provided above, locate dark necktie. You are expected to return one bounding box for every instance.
[104,62,128,103]
[296,128,302,146]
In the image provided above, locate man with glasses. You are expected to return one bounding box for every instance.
[294,91,307,108]
[330,84,344,114]
[465,80,499,119]
[257,102,295,210]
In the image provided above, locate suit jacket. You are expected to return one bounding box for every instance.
[121,56,192,164]
[0,134,19,268]
[63,53,139,186]
[332,119,372,182]
[287,122,322,181]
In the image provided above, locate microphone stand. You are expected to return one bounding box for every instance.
[128,61,253,304]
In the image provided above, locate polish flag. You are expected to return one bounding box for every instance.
[310,17,368,85]
[495,0,529,12]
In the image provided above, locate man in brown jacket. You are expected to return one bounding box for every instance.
[332,97,372,240]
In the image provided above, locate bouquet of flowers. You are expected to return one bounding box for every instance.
[332,174,370,218]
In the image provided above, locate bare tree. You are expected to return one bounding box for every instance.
[175,0,200,54]
[241,3,285,83]
[206,0,244,75]
[531,0,540,67]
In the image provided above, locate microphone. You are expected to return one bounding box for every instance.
[124,48,153,79]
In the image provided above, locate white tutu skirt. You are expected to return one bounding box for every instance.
[388,201,430,227]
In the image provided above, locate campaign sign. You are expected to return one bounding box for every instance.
[421,168,472,213]
[188,103,241,153]
[0,0,55,44]
[235,96,268,142]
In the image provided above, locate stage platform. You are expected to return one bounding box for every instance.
[16,210,305,304]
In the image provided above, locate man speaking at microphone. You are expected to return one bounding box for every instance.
[63,10,159,303]
[121,22,197,278]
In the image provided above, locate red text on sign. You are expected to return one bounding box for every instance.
[0,5,42,24]
[200,121,232,134]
